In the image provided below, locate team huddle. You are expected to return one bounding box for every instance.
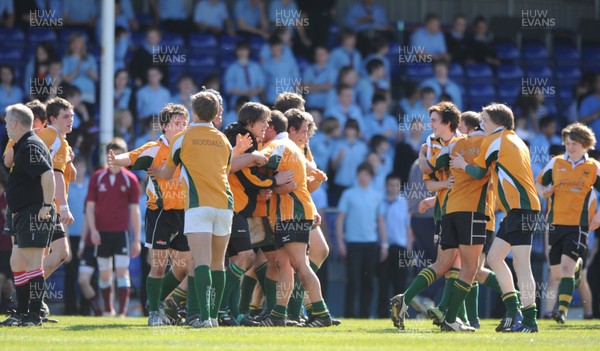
[1,90,338,328]
[0,89,595,331]
[391,102,597,332]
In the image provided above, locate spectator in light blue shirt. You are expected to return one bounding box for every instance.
[62,33,98,105]
[0,0,14,27]
[377,173,410,317]
[262,35,300,105]
[223,42,265,107]
[259,27,295,63]
[268,0,312,47]
[114,69,132,111]
[401,87,435,142]
[579,74,600,138]
[330,119,369,205]
[529,116,563,179]
[336,162,387,318]
[235,0,269,38]
[329,29,362,77]
[419,60,463,110]
[325,66,358,108]
[355,58,389,114]
[410,13,450,60]
[117,0,139,31]
[0,64,24,114]
[304,46,337,110]
[150,0,188,21]
[324,84,364,132]
[34,0,62,19]
[136,67,171,119]
[171,75,198,120]
[63,0,97,27]
[362,37,391,83]
[194,0,234,36]
[344,0,389,32]
[310,117,341,172]
[364,94,398,142]
[114,27,129,72]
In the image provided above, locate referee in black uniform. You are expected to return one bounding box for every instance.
[1,103,55,326]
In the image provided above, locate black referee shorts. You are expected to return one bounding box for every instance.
[12,205,55,249]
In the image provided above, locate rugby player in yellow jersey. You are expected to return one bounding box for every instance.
[272,93,331,324]
[424,112,503,329]
[536,123,600,324]
[390,102,464,331]
[151,91,265,328]
[258,108,332,327]
[107,103,191,326]
[451,103,541,333]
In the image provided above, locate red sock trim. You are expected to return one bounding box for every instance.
[27,268,45,279]
[14,271,30,286]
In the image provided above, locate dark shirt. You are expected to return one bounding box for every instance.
[6,130,53,212]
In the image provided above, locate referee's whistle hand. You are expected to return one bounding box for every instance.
[131,242,141,259]
[91,230,101,245]
[37,206,51,221]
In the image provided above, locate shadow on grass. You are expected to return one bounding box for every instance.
[64,324,146,332]
[367,328,438,334]
[544,324,600,331]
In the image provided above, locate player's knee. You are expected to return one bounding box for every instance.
[237,250,256,267]
[116,275,131,288]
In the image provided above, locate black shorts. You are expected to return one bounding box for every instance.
[496,209,539,246]
[440,212,487,250]
[12,205,55,249]
[145,208,188,251]
[548,225,588,266]
[96,231,129,258]
[227,213,252,257]
[483,230,495,254]
[0,251,11,278]
[80,246,98,269]
[50,216,66,244]
[3,208,13,236]
[274,219,313,249]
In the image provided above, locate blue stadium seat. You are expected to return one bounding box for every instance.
[525,65,552,78]
[131,31,146,48]
[496,64,523,81]
[249,35,266,54]
[168,65,187,89]
[0,47,24,67]
[467,83,496,98]
[59,28,89,43]
[190,33,218,50]
[220,35,242,55]
[27,29,57,43]
[497,83,520,105]
[554,45,580,66]
[582,47,600,70]
[0,28,25,47]
[495,42,520,62]
[161,32,185,47]
[465,63,493,83]
[448,62,464,83]
[555,66,581,85]
[522,42,550,64]
[405,64,433,80]
[220,54,236,69]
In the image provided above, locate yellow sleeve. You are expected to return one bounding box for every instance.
[2,139,14,158]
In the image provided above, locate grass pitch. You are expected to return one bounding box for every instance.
[0,317,599,351]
